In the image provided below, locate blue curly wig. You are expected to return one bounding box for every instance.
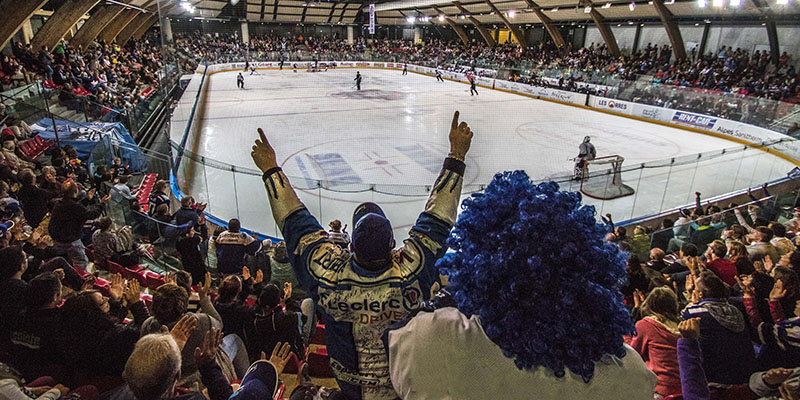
[437,170,633,382]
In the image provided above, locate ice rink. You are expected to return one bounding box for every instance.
[171,67,796,239]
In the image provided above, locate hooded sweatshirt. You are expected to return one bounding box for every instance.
[625,317,681,396]
[682,299,756,384]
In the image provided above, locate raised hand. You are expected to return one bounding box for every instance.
[261,342,293,375]
[168,314,197,351]
[448,111,473,161]
[770,279,787,301]
[764,256,775,273]
[242,266,251,281]
[736,274,755,298]
[762,368,794,386]
[109,274,125,302]
[124,279,144,305]
[199,272,212,299]
[194,328,224,367]
[283,282,292,301]
[252,128,278,172]
[254,269,264,285]
[678,318,700,339]
[633,289,645,309]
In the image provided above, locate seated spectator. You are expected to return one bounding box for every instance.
[771,266,800,319]
[91,216,139,267]
[214,219,261,275]
[326,219,350,249]
[625,286,682,398]
[741,274,800,369]
[140,284,226,387]
[123,319,234,400]
[386,171,656,399]
[245,284,304,362]
[0,363,98,400]
[682,271,756,384]
[647,248,668,272]
[58,277,148,386]
[8,272,64,380]
[627,226,650,261]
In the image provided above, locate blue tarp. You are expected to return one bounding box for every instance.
[31,118,147,172]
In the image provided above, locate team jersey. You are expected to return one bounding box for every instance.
[261,159,465,400]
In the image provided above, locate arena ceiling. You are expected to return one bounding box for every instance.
[151,0,800,25]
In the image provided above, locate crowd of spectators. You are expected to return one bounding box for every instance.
[2,26,800,400]
[2,35,163,123]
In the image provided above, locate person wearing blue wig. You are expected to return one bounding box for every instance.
[251,111,474,400]
[386,171,657,399]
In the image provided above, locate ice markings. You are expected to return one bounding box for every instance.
[395,144,442,173]
[307,153,363,186]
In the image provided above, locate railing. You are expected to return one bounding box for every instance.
[163,59,800,241]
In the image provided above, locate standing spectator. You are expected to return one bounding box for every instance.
[148,180,170,216]
[682,271,755,384]
[625,287,682,398]
[747,226,779,264]
[0,245,28,341]
[214,219,261,276]
[769,222,796,257]
[38,46,53,80]
[176,226,205,284]
[327,220,350,249]
[250,111,473,399]
[48,182,95,269]
[268,241,307,303]
[16,169,53,228]
[246,284,304,362]
[174,196,207,238]
[704,240,737,286]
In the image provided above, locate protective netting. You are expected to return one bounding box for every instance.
[580,155,635,200]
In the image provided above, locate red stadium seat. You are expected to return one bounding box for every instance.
[310,323,326,345]
[307,348,333,378]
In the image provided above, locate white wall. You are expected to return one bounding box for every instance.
[776,26,800,66]
[584,25,637,54]
[704,25,768,55]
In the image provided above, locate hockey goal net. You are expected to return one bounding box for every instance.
[580,155,635,200]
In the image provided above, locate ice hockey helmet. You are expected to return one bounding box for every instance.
[583,136,591,143]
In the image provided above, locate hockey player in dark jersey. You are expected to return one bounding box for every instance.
[237,73,244,89]
[354,71,362,90]
[251,111,474,400]
[468,74,478,96]
[573,136,597,180]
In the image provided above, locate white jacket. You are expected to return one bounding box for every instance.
[388,307,657,400]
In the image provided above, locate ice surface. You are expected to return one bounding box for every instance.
[171,68,795,238]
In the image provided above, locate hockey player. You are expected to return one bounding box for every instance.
[573,136,597,180]
[250,66,256,75]
[237,72,244,89]
[402,63,408,75]
[279,59,284,70]
[436,69,444,82]
[354,71,362,91]
[468,74,478,96]
[293,63,297,73]
[244,60,250,71]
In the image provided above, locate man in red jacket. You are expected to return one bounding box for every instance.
[704,240,737,286]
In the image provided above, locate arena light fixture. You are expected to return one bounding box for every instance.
[551,7,559,11]
[584,6,592,12]
[777,0,788,5]
[629,2,635,10]
[664,0,675,3]
[509,10,516,17]
[406,15,416,23]
[729,0,740,6]
[602,2,611,7]
[438,14,445,20]
[698,0,706,7]
[712,0,723,7]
